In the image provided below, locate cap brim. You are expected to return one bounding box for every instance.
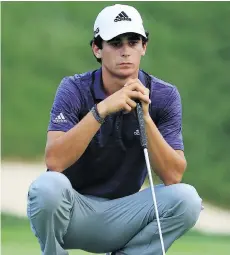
[99,23,146,41]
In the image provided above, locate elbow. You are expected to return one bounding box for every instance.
[45,156,64,172]
[164,159,187,186]
[164,174,182,186]
[45,150,65,172]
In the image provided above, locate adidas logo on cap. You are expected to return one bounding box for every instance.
[94,27,99,36]
[114,11,132,22]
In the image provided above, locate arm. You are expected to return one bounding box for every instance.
[143,86,187,185]
[144,115,187,185]
[45,77,102,172]
[45,112,102,172]
[46,78,150,172]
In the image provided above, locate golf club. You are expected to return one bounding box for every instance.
[136,101,166,255]
[105,103,166,255]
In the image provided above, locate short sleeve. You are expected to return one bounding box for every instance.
[157,87,184,151]
[48,76,83,132]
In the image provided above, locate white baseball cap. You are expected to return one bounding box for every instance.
[94,4,147,41]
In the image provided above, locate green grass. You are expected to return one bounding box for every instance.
[1,214,230,255]
[2,1,230,207]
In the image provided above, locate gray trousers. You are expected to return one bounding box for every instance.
[27,171,202,255]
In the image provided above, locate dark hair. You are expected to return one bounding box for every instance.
[89,31,149,63]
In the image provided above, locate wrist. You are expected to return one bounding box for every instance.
[143,114,152,123]
[91,104,105,124]
[97,101,108,119]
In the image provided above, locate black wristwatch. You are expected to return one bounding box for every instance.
[91,104,105,124]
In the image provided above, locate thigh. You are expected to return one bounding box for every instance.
[63,186,166,253]
[65,183,201,253]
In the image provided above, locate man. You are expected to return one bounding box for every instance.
[27,4,202,255]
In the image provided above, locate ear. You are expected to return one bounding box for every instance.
[141,42,147,56]
[92,42,102,59]
[97,49,102,58]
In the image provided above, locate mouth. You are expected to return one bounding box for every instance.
[119,63,132,66]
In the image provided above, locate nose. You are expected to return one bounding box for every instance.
[120,43,131,57]
[121,52,130,57]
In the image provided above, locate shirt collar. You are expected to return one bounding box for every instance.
[93,68,107,100]
[93,68,146,100]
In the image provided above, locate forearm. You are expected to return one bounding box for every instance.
[45,111,101,172]
[144,116,187,185]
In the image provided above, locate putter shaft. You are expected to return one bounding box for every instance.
[144,148,166,255]
[136,102,166,255]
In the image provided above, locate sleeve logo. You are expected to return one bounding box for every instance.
[53,112,67,123]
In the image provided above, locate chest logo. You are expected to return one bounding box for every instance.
[134,129,140,136]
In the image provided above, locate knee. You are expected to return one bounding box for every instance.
[172,183,202,229]
[28,171,73,213]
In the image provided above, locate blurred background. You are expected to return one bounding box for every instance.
[1,1,230,255]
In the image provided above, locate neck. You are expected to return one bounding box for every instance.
[101,66,139,96]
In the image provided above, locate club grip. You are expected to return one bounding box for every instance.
[136,102,148,149]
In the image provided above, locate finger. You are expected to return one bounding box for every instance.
[136,80,150,95]
[123,104,132,112]
[124,79,150,98]
[126,98,137,108]
[123,79,138,87]
[128,90,151,103]
[145,88,150,96]
[124,82,146,95]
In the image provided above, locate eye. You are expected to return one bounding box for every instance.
[109,41,122,47]
[129,40,139,46]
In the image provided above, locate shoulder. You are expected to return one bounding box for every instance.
[149,73,179,96]
[52,70,95,109]
[142,70,181,107]
[58,70,94,94]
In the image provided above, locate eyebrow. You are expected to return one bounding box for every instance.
[127,35,141,40]
[108,35,141,42]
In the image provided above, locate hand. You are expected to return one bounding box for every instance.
[97,79,151,118]
[130,79,150,119]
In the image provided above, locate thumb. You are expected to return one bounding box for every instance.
[124,78,137,87]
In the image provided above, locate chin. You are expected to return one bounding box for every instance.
[116,67,136,78]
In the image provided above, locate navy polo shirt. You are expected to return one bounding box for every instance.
[48,68,184,199]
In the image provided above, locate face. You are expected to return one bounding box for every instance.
[93,33,147,78]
